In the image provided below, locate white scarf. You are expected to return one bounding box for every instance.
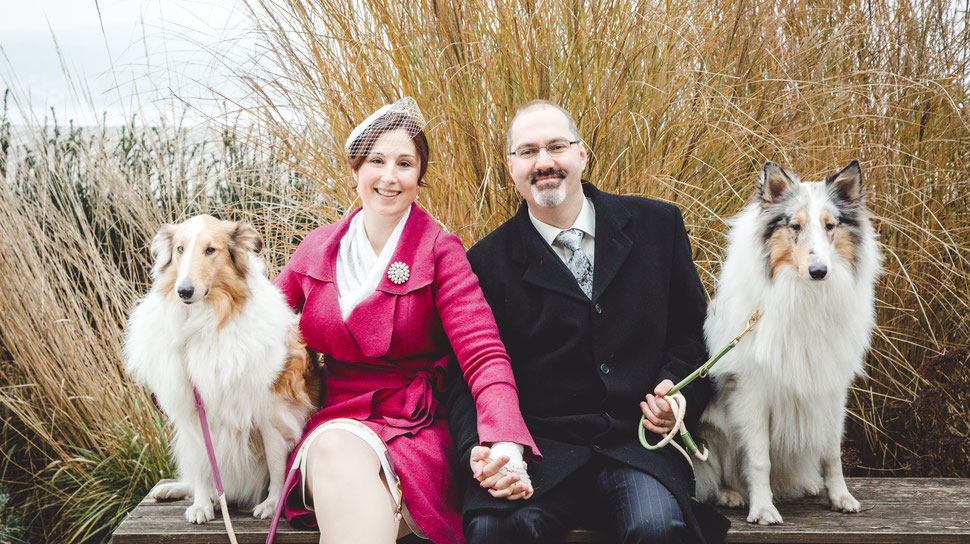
[335,207,411,320]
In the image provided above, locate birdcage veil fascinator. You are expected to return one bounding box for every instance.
[344,97,427,158]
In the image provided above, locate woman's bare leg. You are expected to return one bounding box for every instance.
[305,429,409,543]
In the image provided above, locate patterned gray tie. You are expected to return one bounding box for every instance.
[555,228,593,299]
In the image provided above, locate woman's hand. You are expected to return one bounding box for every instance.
[640,379,676,435]
[469,445,534,500]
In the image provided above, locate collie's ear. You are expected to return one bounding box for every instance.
[826,160,863,204]
[228,222,262,274]
[759,162,796,205]
[231,222,263,254]
[150,224,176,278]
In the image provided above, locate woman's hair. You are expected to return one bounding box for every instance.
[347,112,430,186]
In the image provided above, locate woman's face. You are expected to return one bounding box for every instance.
[354,129,421,220]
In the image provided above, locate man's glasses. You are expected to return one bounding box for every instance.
[508,140,580,160]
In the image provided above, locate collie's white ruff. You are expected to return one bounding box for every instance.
[124,218,310,524]
[695,167,881,525]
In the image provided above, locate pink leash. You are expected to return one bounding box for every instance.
[265,466,300,544]
[192,388,240,544]
[154,389,283,543]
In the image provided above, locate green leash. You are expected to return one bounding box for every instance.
[638,309,761,462]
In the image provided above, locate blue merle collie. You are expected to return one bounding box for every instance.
[695,161,882,525]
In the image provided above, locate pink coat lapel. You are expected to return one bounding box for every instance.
[291,204,440,359]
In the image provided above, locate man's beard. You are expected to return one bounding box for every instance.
[530,168,568,207]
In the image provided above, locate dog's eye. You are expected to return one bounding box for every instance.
[826,222,836,231]
[205,247,216,256]
[791,223,802,232]
[177,246,184,254]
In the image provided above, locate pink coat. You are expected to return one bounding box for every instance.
[274,203,540,543]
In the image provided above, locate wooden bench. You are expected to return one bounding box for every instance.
[111,478,970,543]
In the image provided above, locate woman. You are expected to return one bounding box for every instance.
[274,98,539,543]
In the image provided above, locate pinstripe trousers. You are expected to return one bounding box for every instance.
[464,459,687,544]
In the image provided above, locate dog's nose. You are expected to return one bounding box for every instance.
[177,286,195,299]
[809,264,828,280]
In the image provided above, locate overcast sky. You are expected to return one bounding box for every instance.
[0,0,255,126]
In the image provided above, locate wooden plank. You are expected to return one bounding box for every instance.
[112,487,316,544]
[721,479,970,543]
[111,478,970,544]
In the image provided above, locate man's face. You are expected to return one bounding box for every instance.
[507,106,588,210]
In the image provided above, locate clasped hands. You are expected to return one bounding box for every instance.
[472,380,679,501]
[469,445,534,500]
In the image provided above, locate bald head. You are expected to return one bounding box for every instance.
[507,100,580,153]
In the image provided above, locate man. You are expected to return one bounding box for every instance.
[448,100,729,543]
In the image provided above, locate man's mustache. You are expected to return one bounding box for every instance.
[529,168,567,184]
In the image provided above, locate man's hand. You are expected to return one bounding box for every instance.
[469,445,534,500]
[640,379,676,435]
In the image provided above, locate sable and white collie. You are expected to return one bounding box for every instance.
[695,161,881,525]
[124,215,319,523]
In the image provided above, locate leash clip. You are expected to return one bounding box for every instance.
[732,308,761,345]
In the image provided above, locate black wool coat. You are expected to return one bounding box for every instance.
[447,182,729,543]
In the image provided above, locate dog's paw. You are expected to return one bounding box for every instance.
[253,497,278,519]
[746,503,784,525]
[185,503,215,524]
[716,489,745,508]
[829,491,861,513]
[151,481,191,501]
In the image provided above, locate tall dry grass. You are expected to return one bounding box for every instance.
[242,0,970,475]
[0,0,967,542]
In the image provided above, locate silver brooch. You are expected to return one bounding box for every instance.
[387,262,410,285]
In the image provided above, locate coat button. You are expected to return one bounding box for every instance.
[599,363,610,374]
[605,409,616,418]
[595,303,603,314]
